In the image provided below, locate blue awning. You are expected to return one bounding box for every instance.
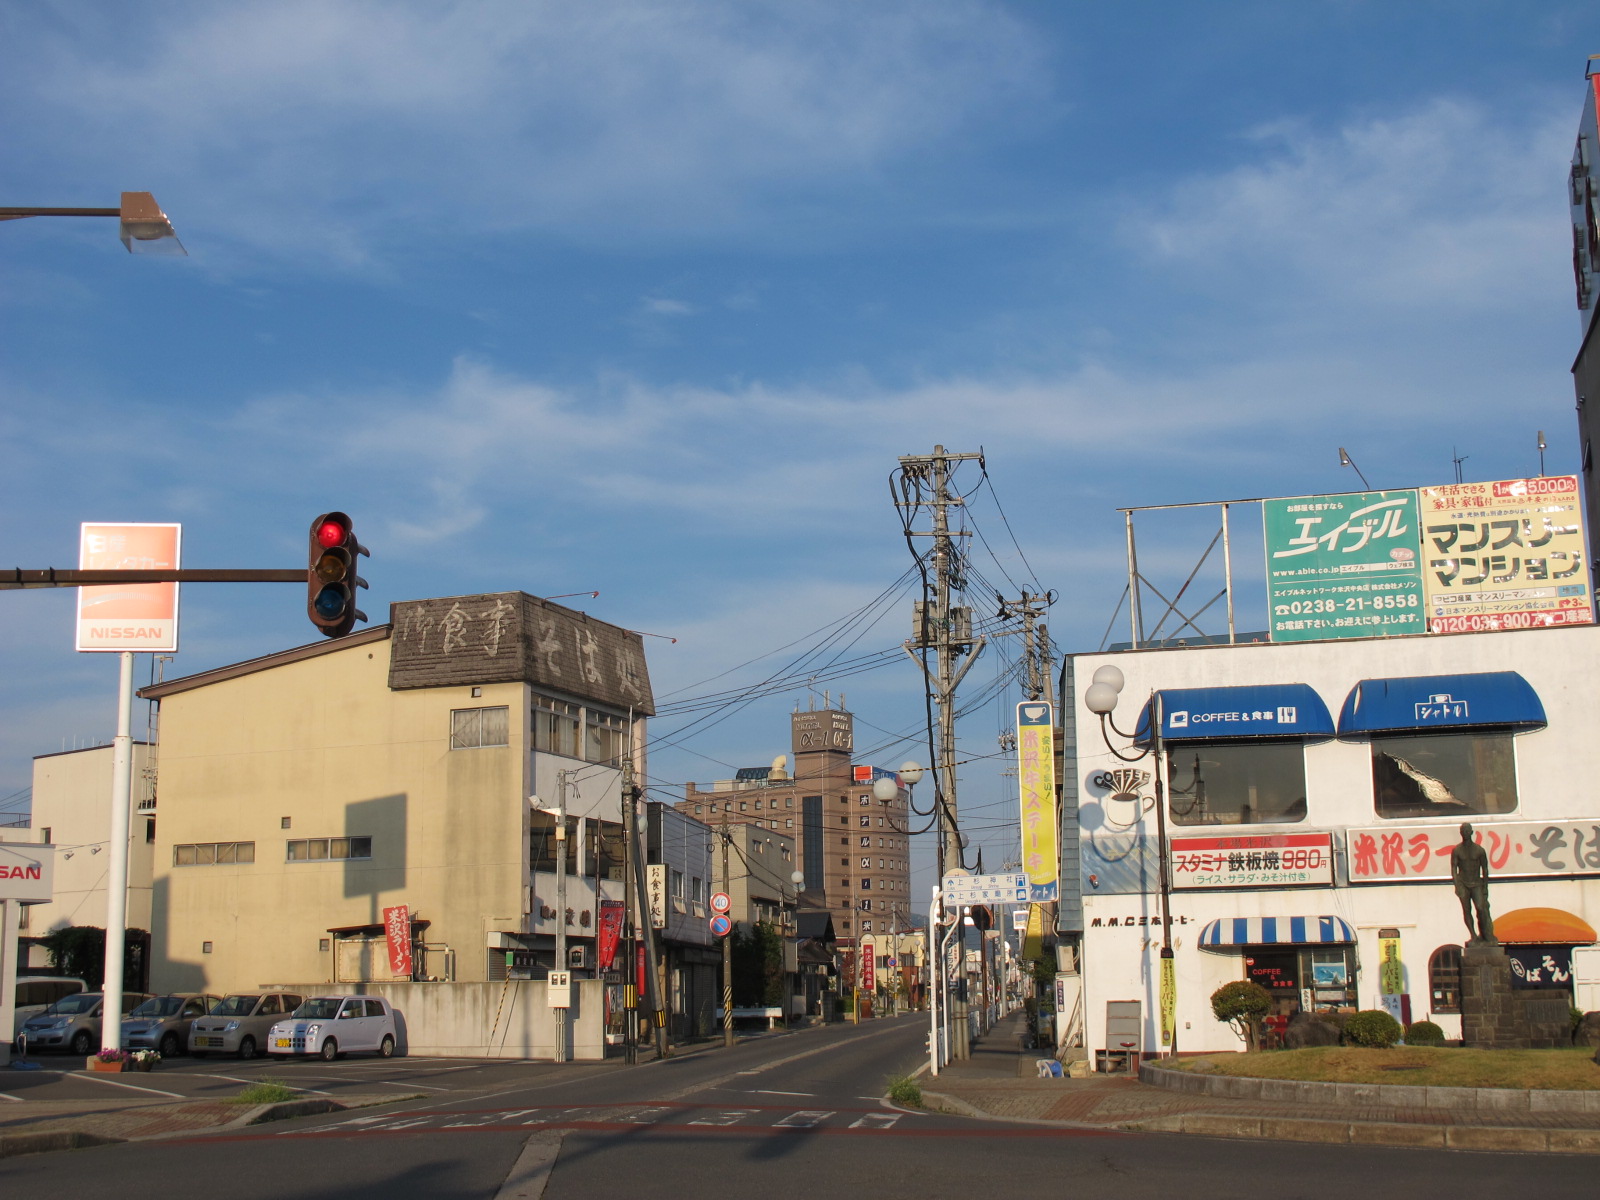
[1337,671,1546,736]
[1134,683,1335,744]
[1199,915,1355,947]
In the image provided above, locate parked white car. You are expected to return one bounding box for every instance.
[267,995,396,1060]
[190,993,304,1059]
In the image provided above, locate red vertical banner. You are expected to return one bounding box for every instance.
[383,905,413,977]
[636,945,648,996]
[597,900,625,971]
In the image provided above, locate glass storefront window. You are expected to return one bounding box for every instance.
[1371,730,1517,819]
[1165,739,1307,826]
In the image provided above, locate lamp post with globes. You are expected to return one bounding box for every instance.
[1083,664,1177,1057]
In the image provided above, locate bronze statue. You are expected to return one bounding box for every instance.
[1450,822,1495,943]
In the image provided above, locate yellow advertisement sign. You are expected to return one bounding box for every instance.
[1159,955,1176,1048]
[1379,935,1403,996]
[1022,903,1046,963]
[1016,702,1058,902]
[1419,476,1592,634]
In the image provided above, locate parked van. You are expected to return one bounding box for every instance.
[11,976,87,1045]
[267,995,397,1060]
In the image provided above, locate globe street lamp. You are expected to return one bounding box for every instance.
[1084,665,1177,1057]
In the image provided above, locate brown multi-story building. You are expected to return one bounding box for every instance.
[675,704,914,956]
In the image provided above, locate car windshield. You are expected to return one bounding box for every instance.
[212,995,258,1017]
[294,998,344,1020]
[130,997,184,1018]
[46,993,100,1016]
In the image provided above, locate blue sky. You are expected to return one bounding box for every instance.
[2,2,1594,899]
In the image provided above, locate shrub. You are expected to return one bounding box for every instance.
[231,1080,302,1105]
[1404,1020,1445,1045]
[1210,981,1272,1049]
[1344,1009,1402,1048]
[886,1075,922,1107]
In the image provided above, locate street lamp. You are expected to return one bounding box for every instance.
[1,192,186,255]
[1084,665,1177,1057]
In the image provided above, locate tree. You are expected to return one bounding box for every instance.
[730,921,785,1008]
[39,925,151,991]
[1210,980,1272,1051]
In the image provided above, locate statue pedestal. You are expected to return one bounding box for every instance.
[1459,941,1529,1049]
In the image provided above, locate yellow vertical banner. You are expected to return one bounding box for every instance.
[1159,955,1176,1048]
[1016,702,1058,902]
[1379,934,1403,996]
[1022,903,1046,962]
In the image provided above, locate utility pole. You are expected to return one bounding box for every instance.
[553,770,569,1063]
[1000,592,1055,704]
[620,760,637,1064]
[898,446,987,884]
[721,811,734,1048]
[623,756,669,1059]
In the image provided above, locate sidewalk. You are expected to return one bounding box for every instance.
[0,1087,396,1160]
[919,1012,1600,1154]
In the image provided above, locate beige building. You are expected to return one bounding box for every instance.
[140,592,653,1003]
[23,744,157,976]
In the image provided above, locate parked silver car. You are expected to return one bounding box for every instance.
[19,992,151,1056]
[11,976,86,1047]
[189,993,304,1059]
[122,994,219,1058]
[268,995,397,1060]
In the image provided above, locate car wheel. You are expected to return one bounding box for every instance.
[320,1038,338,1062]
[379,1035,395,1058]
[238,1036,257,1060]
[71,1030,93,1056]
[160,1033,181,1059]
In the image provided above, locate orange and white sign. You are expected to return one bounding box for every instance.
[859,937,876,992]
[75,523,181,652]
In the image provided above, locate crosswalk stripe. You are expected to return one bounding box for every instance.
[774,1110,834,1128]
[848,1113,900,1130]
[689,1110,756,1126]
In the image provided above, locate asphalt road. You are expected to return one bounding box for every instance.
[2,1016,1596,1198]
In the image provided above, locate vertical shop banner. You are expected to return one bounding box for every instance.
[1016,701,1059,902]
[1263,493,1424,642]
[1377,930,1410,1026]
[1419,477,1592,633]
[1159,955,1176,1048]
[860,938,876,992]
[597,900,625,972]
[382,905,413,977]
[76,522,182,652]
[646,865,667,929]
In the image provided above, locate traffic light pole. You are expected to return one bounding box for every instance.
[0,569,305,589]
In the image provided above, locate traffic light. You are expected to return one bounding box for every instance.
[307,512,369,638]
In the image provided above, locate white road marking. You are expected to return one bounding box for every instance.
[0,1092,23,1102]
[774,1110,834,1128]
[751,1089,813,1096]
[615,1106,673,1123]
[849,1113,900,1130]
[73,1073,185,1099]
[689,1110,756,1126]
[191,1072,332,1096]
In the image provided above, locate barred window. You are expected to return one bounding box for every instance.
[452,706,509,749]
[287,837,373,862]
[174,841,255,866]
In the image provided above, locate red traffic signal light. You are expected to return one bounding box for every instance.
[307,511,369,638]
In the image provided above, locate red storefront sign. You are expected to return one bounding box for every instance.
[383,905,413,977]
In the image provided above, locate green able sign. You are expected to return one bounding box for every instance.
[1263,491,1425,642]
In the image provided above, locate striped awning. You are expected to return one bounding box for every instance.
[1199,915,1354,947]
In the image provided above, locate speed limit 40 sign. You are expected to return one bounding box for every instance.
[710,892,731,914]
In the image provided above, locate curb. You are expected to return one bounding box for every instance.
[1123,1111,1600,1155]
[1140,1063,1600,1114]
[0,1130,125,1160]
[920,1090,1120,1132]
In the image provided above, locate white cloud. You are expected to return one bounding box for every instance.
[1127,98,1573,312]
[6,1,1046,265]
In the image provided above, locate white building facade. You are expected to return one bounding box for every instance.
[1068,623,1600,1061]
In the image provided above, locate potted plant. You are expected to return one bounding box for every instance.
[130,1049,161,1072]
[89,1048,129,1073]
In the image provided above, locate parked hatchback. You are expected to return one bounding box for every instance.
[190,993,304,1059]
[19,992,151,1056]
[267,995,397,1061]
[122,994,219,1058]
[11,976,86,1046]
